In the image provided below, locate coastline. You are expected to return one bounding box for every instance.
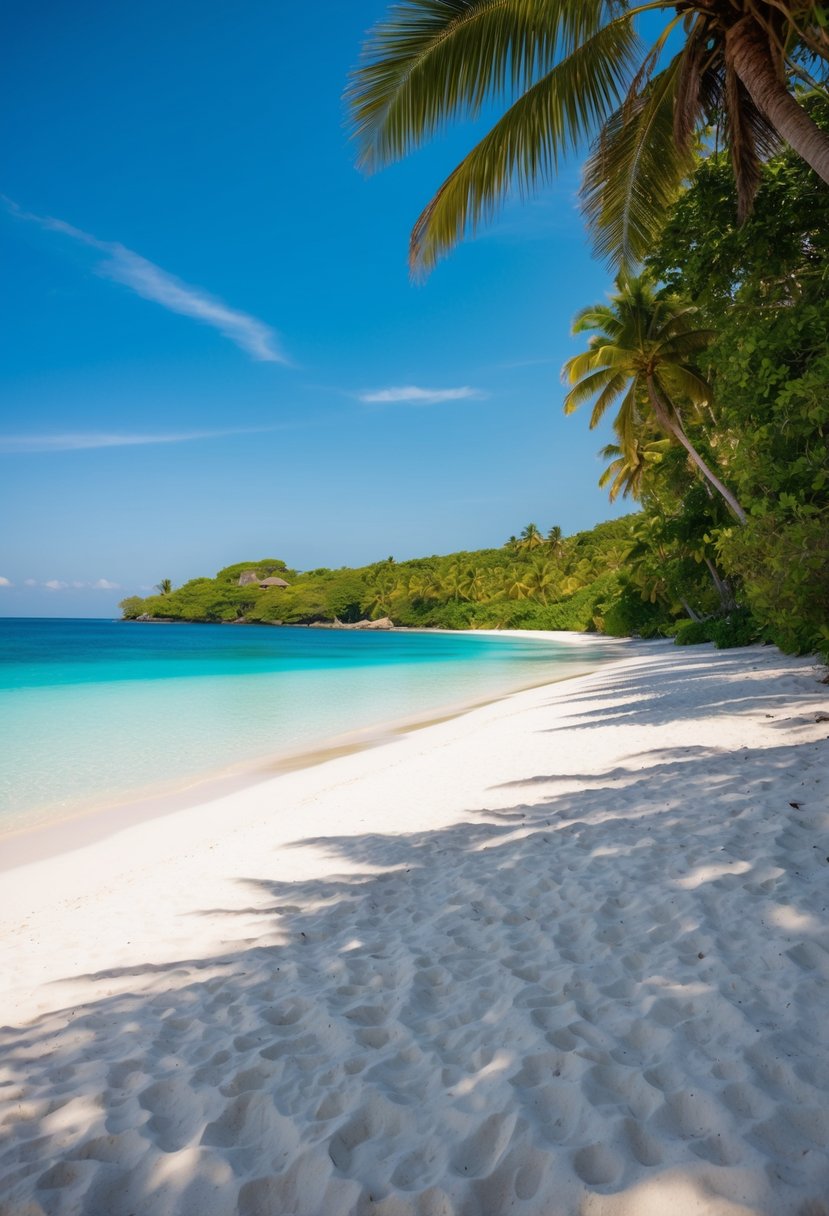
[0,628,622,871]
[1,641,828,1214]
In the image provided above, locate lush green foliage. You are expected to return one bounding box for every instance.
[120,522,642,634]
[643,119,829,658]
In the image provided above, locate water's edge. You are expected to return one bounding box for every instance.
[0,659,611,873]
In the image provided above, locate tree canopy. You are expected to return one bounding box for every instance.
[349,1,829,272]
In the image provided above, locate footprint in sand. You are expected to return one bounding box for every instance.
[451,1112,517,1178]
[572,1142,623,1185]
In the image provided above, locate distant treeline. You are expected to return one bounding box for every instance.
[120,518,649,635]
[116,513,748,646]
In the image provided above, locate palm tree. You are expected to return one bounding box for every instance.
[349,1,829,272]
[562,274,747,523]
[155,579,172,596]
[365,569,398,617]
[407,567,443,600]
[518,522,545,550]
[505,566,531,599]
[598,436,671,502]
[458,565,488,601]
[522,558,559,604]
[546,525,564,557]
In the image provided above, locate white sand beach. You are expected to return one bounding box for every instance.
[1,641,828,1216]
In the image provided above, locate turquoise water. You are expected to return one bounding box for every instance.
[0,619,615,835]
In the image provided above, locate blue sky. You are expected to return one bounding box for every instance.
[1,0,630,617]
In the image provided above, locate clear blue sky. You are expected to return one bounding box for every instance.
[1,0,629,617]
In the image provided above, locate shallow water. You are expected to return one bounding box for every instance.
[0,618,616,834]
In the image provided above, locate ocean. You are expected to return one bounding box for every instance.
[0,618,616,837]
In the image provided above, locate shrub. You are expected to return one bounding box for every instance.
[708,610,761,649]
[674,619,715,646]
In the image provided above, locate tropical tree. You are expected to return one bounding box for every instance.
[504,566,531,599]
[458,565,488,600]
[598,435,672,502]
[521,558,559,604]
[518,522,545,550]
[407,567,443,600]
[348,1,829,273]
[562,273,747,523]
[365,568,398,617]
[155,578,172,596]
[546,525,565,559]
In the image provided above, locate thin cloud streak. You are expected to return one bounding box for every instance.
[359,385,484,405]
[27,578,121,592]
[0,427,282,454]
[4,199,286,363]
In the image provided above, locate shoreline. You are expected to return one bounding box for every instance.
[1,643,828,1214]
[0,628,625,872]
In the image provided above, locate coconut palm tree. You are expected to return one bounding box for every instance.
[518,522,545,550]
[546,525,564,557]
[562,273,747,523]
[155,579,172,596]
[348,1,829,272]
[522,558,559,604]
[501,566,525,599]
[407,567,443,600]
[365,569,399,617]
[458,565,488,601]
[598,435,672,502]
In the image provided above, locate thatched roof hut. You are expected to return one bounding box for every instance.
[259,576,290,589]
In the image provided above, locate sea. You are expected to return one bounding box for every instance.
[0,618,617,838]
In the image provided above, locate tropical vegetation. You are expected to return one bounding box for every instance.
[348,0,829,272]
[121,30,829,660]
[119,519,635,633]
[341,10,829,659]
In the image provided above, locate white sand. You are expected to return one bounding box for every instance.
[1,641,828,1216]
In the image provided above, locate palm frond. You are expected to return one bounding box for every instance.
[348,0,608,171]
[724,62,780,219]
[589,371,630,428]
[673,15,714,151]
[570,302,623,337]
[612,380,640,452]
[657,362,714,406]
[561,367,626,416]
[581,53,696,270]
[408,16,641,272]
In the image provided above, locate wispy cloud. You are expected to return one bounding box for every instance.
[4,198,286,363]
[358,385,485,405]
[0,427,281,454]
[30,577,121,592]
[0,577,11,587]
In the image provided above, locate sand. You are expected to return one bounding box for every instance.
[1,640,828,1216]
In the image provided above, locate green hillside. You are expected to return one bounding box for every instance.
[120,514,721,638]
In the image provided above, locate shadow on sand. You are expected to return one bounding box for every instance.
[1,648,828,1216]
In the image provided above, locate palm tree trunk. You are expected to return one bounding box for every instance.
[726,17,829,186]
[703,556,737,613]
[645,376,748,524]
[680,597,701,622]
